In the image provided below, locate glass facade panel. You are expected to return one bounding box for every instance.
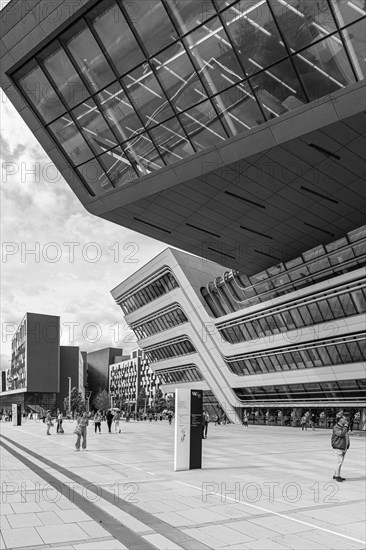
[49,116,94,165]
[63,21,115,92]
[184,16,246,95]
[77,159,113,194]
[129,0,178,55]
[293,35,355,101]
[169,0,216,34]
[122,66,175,127]
[223,1,287,76]
[149,118,195,163]
[72,99,117,155]
[13,0,365,195]
[98,82,143,143]
[40,43,89,108]
[179,99,227,150]
[16,61,65,123]
[99,146,139,187]
[153,42,207,111]
[88,0,145,76]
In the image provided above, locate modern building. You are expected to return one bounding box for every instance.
[86,347,123,395]
[109,348,162,412]
[111,226,366,427]
[0,313,60,412]
[1,0,365,274]
[0,313,87,414]
[1,1,365,423]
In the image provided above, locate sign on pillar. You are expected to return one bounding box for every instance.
[174,388,202,471]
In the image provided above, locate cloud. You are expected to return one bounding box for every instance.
[1,99,166,370]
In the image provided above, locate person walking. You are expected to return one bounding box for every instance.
[301,415,307,431]
[242,413,249,427]
[56,409,64,434]
[202,411,209,439]
[45,411,53,435]
[113,411,121,433]
[106,409,113,433]
[331,415,350,482]
[94,410,102,434]
[74,412,89,451]
[168,411,173,425]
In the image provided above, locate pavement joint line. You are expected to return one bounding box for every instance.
[0,438,158,550]
[10,427,151,474]
[1,434,213,550]
[173,480,366,545]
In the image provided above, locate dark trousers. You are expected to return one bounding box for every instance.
[202,423,208,438]
[107,420,112,433]
[95,422,101,433]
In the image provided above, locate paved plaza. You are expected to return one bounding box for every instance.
[0,419,365,550]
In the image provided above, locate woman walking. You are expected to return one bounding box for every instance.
[74,412,89,451]
[106,409,113,433]
[113,411,121,433]
[45,411,53,435]
[56,409,63,434]
[94,410,102,434]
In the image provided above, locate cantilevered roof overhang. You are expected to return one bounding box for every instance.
[91,82,366,273]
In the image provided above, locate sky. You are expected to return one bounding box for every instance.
[0,91,167,371]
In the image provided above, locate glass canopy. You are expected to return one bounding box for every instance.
[14,0,366,196]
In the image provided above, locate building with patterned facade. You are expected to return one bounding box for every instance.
[109,349,162,412]
[111,226,366,427]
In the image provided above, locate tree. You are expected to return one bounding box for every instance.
[166,394,175,413]
[137,388,147,410]
[92,389,109,412]
[152,388,166,413]
[65,387,85,415]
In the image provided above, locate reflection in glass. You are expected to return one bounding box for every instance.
[63,21,115,92]
[49,115,93,165]
[341,19,366,80]
[77,158,113,194]
[269,0,336,51]
[184,16,245,95]
[16,61,66,123]
[72,99,117,155]
[41,43,89,108]
[99,146,139,187]
[128,0,178,55]
[329,0,366,27]
[88,0,145,76]
[249,59,306,120]
[213,82,265,135]
[122,66,175,127]
[179,99,226,150]
[169,0,217,34]
[293,35,355,100]
[223,1,287,76]
[153,42,207,111]
[149,118,195,163]
[97,82,143,142]
[124,132,164,175]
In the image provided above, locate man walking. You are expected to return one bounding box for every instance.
[331,415,350,482]
[202,411,209,439]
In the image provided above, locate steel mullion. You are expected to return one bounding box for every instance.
[162,0,231,139]
[114,0,198,155]
[81,14,144,177]
[35,49,114,192]
[265,0,310,103]
[213,3,268,122]
[325,0,360,82]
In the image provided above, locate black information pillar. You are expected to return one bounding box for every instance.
[189,389,203,469]
[12,404,21,426]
